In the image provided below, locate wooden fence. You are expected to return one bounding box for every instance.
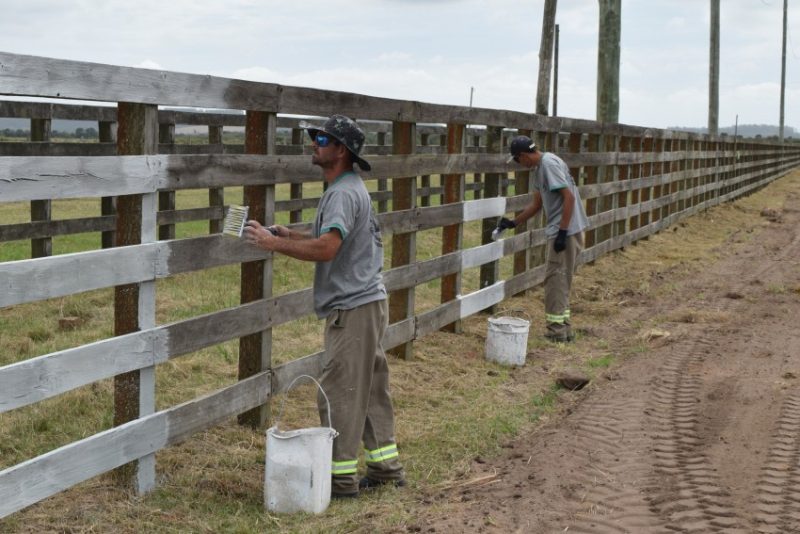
[1,50,799,518]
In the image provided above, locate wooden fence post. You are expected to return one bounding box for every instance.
[566,131,584,253]
[388,121,416,360]
[208,124,225,234]
[592,129,613,246]
[439,134,447,206]
[441,123,465,333]
[605,131,620,242]
[584,133,600,249]
[513,128,534,278]
[479,126,503,314]
[616,136,630,239]
[628,135,642,234]
[238,110,276,428]
[158,120,176,240]
[472,132,483,200]
[652,138,664,226]
[30,117,51,258]
[420,133,431,207]
[289,127,304,224]
[376,131,389,213]
[100,120,117,249]
[113,102,158,493]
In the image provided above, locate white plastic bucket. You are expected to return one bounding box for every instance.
[485,316,530,366]
[265,375,338,515]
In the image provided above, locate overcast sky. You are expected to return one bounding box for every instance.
[1,0,798,129]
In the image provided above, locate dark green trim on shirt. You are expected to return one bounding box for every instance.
[321,223,347,240]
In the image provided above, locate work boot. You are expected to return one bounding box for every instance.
[544,331,575,343]
[330,490,359,500]
[359,476,407,491]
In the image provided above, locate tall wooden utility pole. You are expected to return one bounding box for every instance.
[597,0,621,123]
[709,0,720,136]
[536,0,558,115]
[780,0,788,143]
[553,24,560,116]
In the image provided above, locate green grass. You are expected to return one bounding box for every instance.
[587,354,616,369]
[2,170,798,532]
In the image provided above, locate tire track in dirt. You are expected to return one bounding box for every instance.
[555,395,667,533]
[645,336,746,533]
[419,182,800,534]
[753,394,800,533]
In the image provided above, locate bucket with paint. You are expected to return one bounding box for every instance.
[485,316,531,366]
[264,375,338,514]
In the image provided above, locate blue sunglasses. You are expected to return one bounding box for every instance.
[315,134,337,147]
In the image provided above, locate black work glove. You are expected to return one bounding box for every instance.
[497,217,517,231]
[553,229,568,253]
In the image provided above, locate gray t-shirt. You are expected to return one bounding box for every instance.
[534,152,589,238]
[312,171,386,318]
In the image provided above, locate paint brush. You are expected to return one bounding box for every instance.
[222,205,249,237]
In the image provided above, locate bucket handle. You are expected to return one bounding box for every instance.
[492,309,531,323]
[274,374,333,431]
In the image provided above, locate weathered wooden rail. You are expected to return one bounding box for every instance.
[0,100,498,250]
[1,50,799,518]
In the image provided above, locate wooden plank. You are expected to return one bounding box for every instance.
[0,330,165,414]
[0,100,117,121]
[382,251,462,292]
[0,52,281,111]
[0,244,157,307]
[384,317,416,351]
[272,353,325,395]
[157,206,224,226]
[4,150,754,204]
[0,142,116,157]
[0,216,113,241]
[0,371,270,519]
[0,52,542,127]
[0,287,310,415]
[416,299,462,339]
[463,197,506,222]
[460,281,506,318]
[162,287,311,360]
[0,155,158,201]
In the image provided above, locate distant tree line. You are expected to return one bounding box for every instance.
[670,123,797,139]
[1,127,99,140]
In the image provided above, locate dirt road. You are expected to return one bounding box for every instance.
[422,183,800,533]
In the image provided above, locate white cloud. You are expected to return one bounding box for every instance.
[0,0,795,129]
[135,59,164,70]
[376,52,413,62]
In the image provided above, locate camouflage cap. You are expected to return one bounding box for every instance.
[301,115,371,171]
[507,135,537,163]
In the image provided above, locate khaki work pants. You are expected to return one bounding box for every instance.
[544,233,583,338]
[318,299,404,495]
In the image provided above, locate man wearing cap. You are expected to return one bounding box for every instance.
[244,115,405,498]
[498,136,589,342]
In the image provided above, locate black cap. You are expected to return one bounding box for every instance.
[507,135,537,163]
[301,115,371,171]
